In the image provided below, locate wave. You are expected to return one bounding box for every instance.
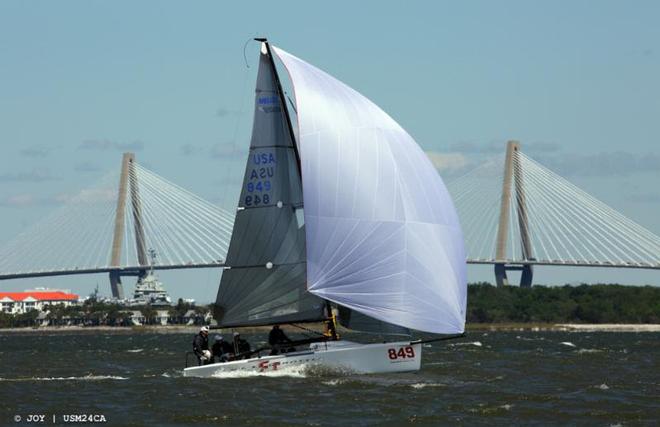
[577,348,602,354]
[560,341,577,348]
[321,379,345,386]
[450,341,482,347]
[206,363,352,379]
[516,336,546,342]
[410,382,446,389]
[0,374,128,382]
[126,348,144,353]
[209,364,310,379]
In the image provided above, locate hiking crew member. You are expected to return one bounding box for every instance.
[232,332,251,358]
[268,325,294,355]
[212,335,234,362]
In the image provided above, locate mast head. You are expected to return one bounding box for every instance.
[255,38,269,54]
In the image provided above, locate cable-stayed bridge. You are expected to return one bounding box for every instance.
[0,153,233,298]
[447,141,660,286]
[0,143,659,295]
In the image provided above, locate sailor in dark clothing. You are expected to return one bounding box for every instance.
[268,325,294,355]
[232,332,251,359]
[192,325,211,365]
[211,335,234,362]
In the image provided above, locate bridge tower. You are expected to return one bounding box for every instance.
[109,152,149,299]
[494,141,534,287]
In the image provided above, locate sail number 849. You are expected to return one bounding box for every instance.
[245,194,270,206]
[387,346,415,360]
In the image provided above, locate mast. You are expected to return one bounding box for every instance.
[257,38,337,337]
[256,38,302,173]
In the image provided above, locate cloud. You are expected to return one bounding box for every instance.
[74,161,101,172]
[179,142,245,159]
[0,194,36,207]
[448,141,502,154]
[0,169,59,183]
[524,141,562,154]
[425,151,471,176]
[537,151,660,177]
[78,139,144,151]
[0,193,64,207]
[56,189,116,204]
[0,189,117,208]
[448,140,561,155]
[19,146,51,158]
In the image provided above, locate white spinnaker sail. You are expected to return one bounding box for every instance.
[273,46,467,334]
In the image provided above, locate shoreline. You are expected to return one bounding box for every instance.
[1,323,659,334]
[466,323,660,332]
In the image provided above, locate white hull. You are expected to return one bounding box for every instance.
[183,340,422,378]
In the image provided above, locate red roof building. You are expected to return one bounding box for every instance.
[0,290,79,314]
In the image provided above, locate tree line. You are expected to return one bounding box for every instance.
[467,283,660,323]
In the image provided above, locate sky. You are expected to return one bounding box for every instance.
[1,1,659,302]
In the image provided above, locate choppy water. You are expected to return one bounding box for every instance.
[1,330,658,426]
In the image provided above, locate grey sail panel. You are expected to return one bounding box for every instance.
[218,263,323,327]
[215,48,325,327]
[337,306,411,337]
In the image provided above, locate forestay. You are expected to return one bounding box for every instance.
[214,49,325,327]
[273,46,467,334]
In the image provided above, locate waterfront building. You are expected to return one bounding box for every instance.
[0,289,79,314]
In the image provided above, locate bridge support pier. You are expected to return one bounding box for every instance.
[494,264,508,287]
[520,264,533,288]
[494,263,534,287]
[109,271,124,300]
[493,141,535,287]
[108,152,148,299]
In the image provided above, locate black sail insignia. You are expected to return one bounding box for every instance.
[214,47,325,327]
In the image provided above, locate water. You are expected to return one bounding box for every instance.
[1,330,658,426]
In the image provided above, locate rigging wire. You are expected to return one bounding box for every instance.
[290,323,326,338]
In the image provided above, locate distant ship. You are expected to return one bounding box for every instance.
[128,249,172,307]
[129,273,171,307]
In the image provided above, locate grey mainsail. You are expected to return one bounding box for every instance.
[214,47,325,327]
[337,307,411,337]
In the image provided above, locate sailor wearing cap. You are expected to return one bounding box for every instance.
[192,325,211,365]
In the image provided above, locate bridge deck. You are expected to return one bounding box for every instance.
[2,259,659,281]
[467,259,660,270]
[0,262,226,281]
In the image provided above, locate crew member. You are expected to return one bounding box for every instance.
[232,331,251,359]
[268,325,294,355]
[323,313,339,340]
[193,325,211,365]
[212,335,233,362]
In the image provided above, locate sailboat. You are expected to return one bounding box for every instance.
[183,39,466,377]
